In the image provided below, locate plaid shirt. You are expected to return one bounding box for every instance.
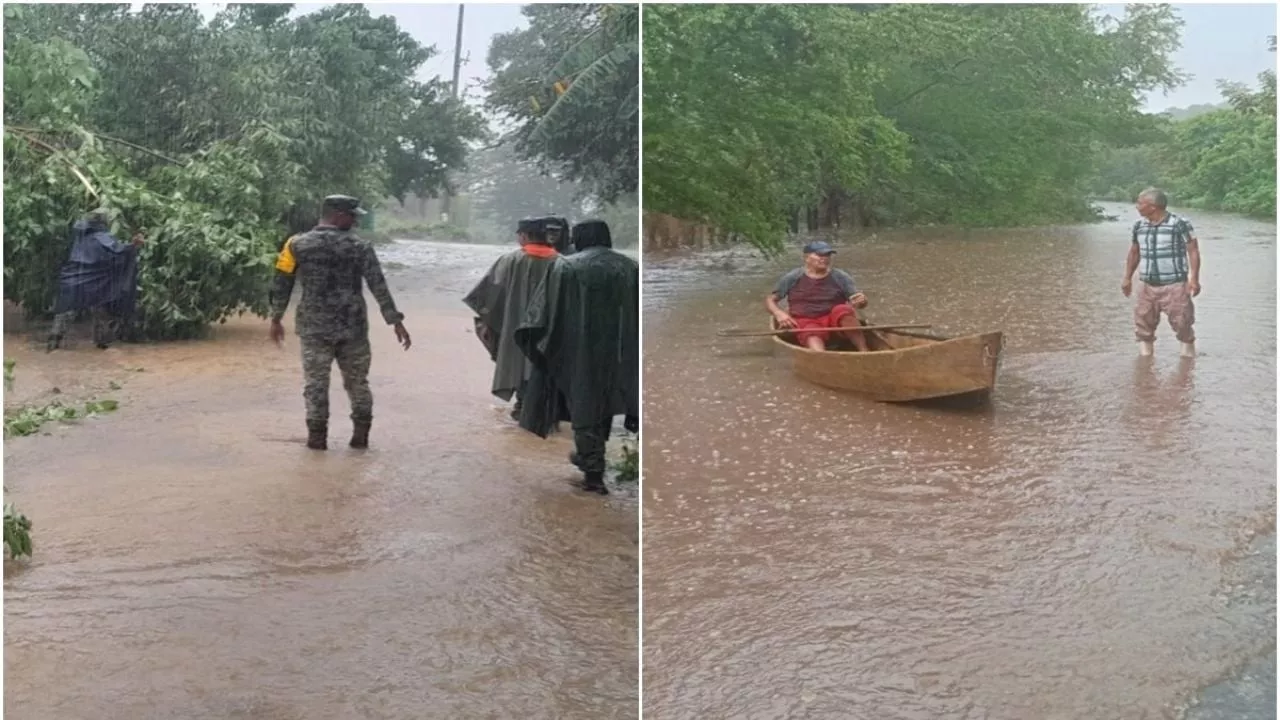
[1132,213,1194,286]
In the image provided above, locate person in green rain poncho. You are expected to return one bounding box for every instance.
[464,217,562,420]
[515,219,639,495]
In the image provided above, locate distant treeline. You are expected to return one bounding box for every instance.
[643,4,1238,251]
[1087,72,1276,218]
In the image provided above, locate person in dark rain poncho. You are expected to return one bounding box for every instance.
[463,217,562,420]
[515,219,639,495]
[47,208,144,351]
[544,216,573,256]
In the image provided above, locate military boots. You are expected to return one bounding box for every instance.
[569,451,607,494]
[350,420,371,449]
[306,421,327,450]
[580,472,608,495]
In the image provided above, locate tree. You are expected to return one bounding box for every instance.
[1166,82,1276,216]
[642,3,1189,251]
[1086,36,1276,218]
[3,3,486,338]
[386,80,490,204]
[484,4,638,202]
[645,5,910,250]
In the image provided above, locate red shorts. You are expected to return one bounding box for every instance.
[793,304,856,345]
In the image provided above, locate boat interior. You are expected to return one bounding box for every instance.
[776,326,945,353]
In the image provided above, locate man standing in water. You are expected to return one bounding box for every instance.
[270,195,411,450]
[464,217,561,420]
[766,240,870,352]
[516,220,639,495]
[48,208,144,351]
[1121,187,1201,358]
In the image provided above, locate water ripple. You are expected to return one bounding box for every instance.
[643,202,1276,719]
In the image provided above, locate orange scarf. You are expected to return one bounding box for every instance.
[521,243,558,259]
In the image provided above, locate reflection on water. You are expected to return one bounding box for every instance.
[642,203,1275,719]
[5,241,638,720]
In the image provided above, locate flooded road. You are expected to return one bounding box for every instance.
[641,203,1275,720]
[5,240,638,720]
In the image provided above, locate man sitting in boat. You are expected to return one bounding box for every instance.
[765,240,870,352]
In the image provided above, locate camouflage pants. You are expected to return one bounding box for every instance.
[573,417,614,475]
[51,307,117,347]
[300,336,373,425]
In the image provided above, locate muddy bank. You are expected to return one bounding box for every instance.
[641,203,1275,719]
[5,240,638,720]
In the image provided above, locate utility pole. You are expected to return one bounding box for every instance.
[451,4,465,97]
[442,4,464,220]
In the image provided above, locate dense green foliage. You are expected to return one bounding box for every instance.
[644,4,1189,251]
[471,5,638,246]
[485,4,637,202]
[1088,66,1276,218]
[4,3,484,338]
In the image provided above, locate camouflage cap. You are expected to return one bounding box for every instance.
[322,195,368,216]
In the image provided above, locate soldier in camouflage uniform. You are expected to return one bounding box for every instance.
[269,195,411,450]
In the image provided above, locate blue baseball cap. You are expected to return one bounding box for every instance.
[803,240,836,255]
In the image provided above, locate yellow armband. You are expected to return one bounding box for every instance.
[274,236,297,274]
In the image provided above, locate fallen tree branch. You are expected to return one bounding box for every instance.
[7,128,99,199]
[7,125,185,166]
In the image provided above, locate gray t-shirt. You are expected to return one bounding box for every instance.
[771,268,859,318]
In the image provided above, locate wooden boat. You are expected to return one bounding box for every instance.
[771,320,1004,405]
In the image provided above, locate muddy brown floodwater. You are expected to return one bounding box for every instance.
[4,241,637,720]
[642,202,1275,720]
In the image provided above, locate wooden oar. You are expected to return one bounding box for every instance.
[718,323,932,338]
